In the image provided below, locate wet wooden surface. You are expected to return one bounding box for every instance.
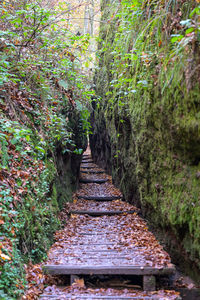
[44,212,175,269]
[79,178,108,184]
[69,210,137,216]
[41,150,181,299]
[81,170,105,174]
[44,265,175,275]
[77,196,122,201]
[40,286,181,299]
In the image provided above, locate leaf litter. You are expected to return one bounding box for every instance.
[25,153,180,299]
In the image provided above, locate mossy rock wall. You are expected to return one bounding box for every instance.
[90,0,200,276]
[0,88,87,298]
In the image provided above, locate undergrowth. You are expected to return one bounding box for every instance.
[0,0,93,298]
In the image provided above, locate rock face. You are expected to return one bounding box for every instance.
[0,86,87,298]
[54,110,87,209]
[90,0,200,276]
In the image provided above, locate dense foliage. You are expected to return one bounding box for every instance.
[91,0,200,278]
[0,0,92,298]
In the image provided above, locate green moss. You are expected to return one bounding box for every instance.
[91,0,200,274]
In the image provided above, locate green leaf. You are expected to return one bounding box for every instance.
[62,148,71,154]
[185,28,194,35]
[58,80,69,89]
[74,148,83,155]
[35,146,45,154]
[189,6,200,18]
[10,138,18,145]
[171,34,184,43]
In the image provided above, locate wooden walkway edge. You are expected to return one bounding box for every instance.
[43,265,175,276]
[40,296,174,299]
[77,195,122,201]
[79,178,108,184]
[69,210,137,216]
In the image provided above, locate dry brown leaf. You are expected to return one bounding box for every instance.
[73,278,85,288]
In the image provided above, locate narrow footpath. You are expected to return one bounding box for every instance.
[40,149,181,299]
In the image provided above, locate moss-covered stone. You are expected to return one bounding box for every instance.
[90,0,200,279]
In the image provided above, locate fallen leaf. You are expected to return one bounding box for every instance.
[73,278,85,288]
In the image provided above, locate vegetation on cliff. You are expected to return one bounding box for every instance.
[91,0,200,277]
[0,1,93,298]
[1,0,200,297]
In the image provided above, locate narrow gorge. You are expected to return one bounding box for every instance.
[0,0,200,299]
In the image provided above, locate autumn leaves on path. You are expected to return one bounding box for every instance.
[41,150,181,299]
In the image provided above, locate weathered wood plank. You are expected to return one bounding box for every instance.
[69,243,116,245]
[75,250,120,253]
[79,178,108,184]
[79,232,113,235]
[81,170,104,174]
[61,242,117,245]
[67,256,134,260]
[81,160,94,163]
[81,166,96,169]
[69,210,137,216]
[55,249,123,253]
[40,295,157,299]
[77,195,122,201]
[43,265,176,276]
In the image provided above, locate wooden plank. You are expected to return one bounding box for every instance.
[76,250,120,253]
[81,166,96,169]
[68,243,116,246]
[79,178,108,184]
[69,210,137,216]
[40,295,156,299]
[67,256,134,260]
[55,249,123,253]
[81,170,104,174]
[79,232,114,235]
[43,265,176,276]
[82,160,94,163]
[47,249,127,254]
[77,195,122,201]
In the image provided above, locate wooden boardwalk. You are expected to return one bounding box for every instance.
[42,151,181,299]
